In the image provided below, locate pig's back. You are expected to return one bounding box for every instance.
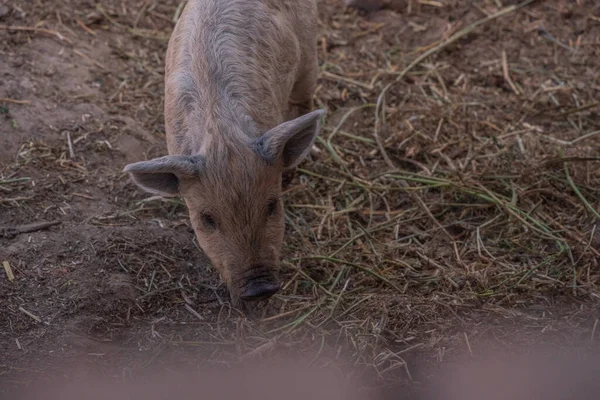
[164,0,318,154]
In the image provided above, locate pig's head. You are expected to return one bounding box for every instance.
[123,110,325,304]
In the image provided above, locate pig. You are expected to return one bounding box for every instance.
[123,0,325,304]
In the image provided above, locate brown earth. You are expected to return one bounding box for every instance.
[1,0,600,397]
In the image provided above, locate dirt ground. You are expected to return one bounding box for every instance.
[1,0,600,396]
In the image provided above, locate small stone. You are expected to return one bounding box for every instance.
[0,5,9,19]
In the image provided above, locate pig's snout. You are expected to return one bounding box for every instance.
[240,275,280,301]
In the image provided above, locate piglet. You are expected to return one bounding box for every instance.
[124,0,324,304]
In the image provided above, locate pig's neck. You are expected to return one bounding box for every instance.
[186,90,282,156]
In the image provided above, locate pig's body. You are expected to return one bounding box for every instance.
[124,0,324,304]
[164,0,319,154]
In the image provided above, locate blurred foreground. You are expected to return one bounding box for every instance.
[5,345,600,400]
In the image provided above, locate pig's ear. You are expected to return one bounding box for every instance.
[123,155,202,197]
[255,109,326,168]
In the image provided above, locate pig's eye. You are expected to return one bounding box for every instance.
[200,213,217,231]
[267,198,279,217]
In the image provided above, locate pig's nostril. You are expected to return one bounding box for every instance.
[240,280,280,301]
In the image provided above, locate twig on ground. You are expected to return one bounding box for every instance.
[1,221,62,239]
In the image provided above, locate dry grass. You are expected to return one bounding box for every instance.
[1,0,600,394]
